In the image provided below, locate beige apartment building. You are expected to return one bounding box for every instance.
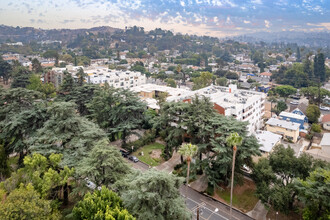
[266,118,300,143]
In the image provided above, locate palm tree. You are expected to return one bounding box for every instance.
[178,143,198,196]
[226,132,243,220]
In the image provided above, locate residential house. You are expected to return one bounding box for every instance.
[306,133,330,162]
[259,72,272,78]
[266,118,300,142]
[291,108,308,122]
[322,114,330,131]
[279,111,306,130]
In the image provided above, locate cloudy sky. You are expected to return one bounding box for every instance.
[0,0,329,37]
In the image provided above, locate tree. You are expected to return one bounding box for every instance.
[306,104,321,124]
[27,74,56,99]
[88,87,146,144]
[275,85,297,100]
[31,58,42,73]
[165,78,176,88]
[252,145,318,214]
[296,47,301,62]
[226,132,243,218]
[295,168,330,220]
[11,66,32,88]
[115,169,190,220]
[216,77,227,86]
[272,100,287,115]
[57,83,99,116]
[77,139,132,187]
[29,102,106,167]
[0,88,48,165]
[0,184,61,220]
[178,143,197,187]
[268,96,277,117]
[300,87,330,104]
[61,54,73,63]
[76,67,86,86]
[1,154,74,205]
[314,52,326,82]
[0,57,12,85]
[73,186,135,220]
[303,55,313,79]
[192,71,213,90]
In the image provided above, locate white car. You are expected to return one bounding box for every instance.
[320,106,330,111]
[290,101,299,105]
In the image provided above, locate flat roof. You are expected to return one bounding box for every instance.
[279,111,305,120]
[266,118,300,130]
[255,130,282,153]
[320,133,330,146]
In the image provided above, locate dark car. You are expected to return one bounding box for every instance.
[128,156,139,163]
[120,149,129,158]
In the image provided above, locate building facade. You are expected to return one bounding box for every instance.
[266,118,300,142]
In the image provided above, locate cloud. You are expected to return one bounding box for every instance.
[251,0,262,4]
[264,20,270,28]
[307,22,330,30]
[244,20,250,24]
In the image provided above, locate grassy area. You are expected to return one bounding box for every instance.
[215,180,259,213]
[132,143,165,166]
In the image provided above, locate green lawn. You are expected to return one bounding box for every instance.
[132,143,165,166]
[215,185,259,213]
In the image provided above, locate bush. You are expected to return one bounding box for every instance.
[206,183,214,196]
[311,123,321,133]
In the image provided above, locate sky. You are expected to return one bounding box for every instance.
[0,0,329,37]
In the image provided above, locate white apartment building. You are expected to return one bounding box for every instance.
[85,67,146,89]
[131,84,265,134]
[195,85,266,133]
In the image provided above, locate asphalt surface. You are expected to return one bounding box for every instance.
[125,156,254,220]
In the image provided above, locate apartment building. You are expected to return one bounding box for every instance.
[85,67,146,89]
[266,118,300,143]
[131,84,266,134]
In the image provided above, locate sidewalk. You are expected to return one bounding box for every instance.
[246,200,268,220]
[155,151,181,173]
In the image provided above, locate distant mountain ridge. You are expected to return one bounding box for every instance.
[231,31,330,47]
[0,25,120,43]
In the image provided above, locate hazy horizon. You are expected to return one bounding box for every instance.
[1,0,329,37]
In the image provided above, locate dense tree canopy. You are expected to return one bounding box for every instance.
[252,145,326,214]
[73,186,135,220]
[115,169,190,220]
[29,102,106,167]
[0,184,61,220]
[77,139,132,187]
[88,86,146,144]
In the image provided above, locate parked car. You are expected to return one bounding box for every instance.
[128,156,139,163]
[120,149,129,157]
[320,106,330,111]
[290,101,299,105]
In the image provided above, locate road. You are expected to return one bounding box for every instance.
[126,157,253,220]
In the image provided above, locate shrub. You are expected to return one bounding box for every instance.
[206,183,214,196]
[311,123,321,133]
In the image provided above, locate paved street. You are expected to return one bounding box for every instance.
[182,185,253,220]
[124,152,254,220]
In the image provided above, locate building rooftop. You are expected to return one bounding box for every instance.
[320,133,330,146]
[260,72,272,76]
[255,130,282,153]
[266,118,300,130]
[322,114,330,123]
[279,111,306,121]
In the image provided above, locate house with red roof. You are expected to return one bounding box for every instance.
[260,72,272,78]
[322,114,330,131]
